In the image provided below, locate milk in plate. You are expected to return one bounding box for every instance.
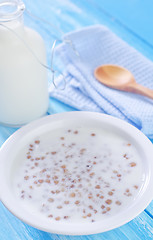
[13,126,143,223]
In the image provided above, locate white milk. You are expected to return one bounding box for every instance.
[13,126,143,223]
[0,1,49,126]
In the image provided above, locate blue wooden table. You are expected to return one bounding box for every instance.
[0,0,153,239]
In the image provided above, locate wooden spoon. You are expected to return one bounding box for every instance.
[94,64,153,99]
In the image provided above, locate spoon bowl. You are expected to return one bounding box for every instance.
[94,64,153,99]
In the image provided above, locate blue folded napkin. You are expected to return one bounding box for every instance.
[49,25,153,138]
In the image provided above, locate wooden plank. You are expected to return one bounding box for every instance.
[89,0,153,48]
[146,201,153,218]
[0,201,153,240]
[0,126,17,147]
[0,0,153,239]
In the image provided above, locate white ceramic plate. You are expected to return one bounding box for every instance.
[0,112,153,235]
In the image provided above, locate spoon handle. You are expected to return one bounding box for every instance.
[127,82,153,100]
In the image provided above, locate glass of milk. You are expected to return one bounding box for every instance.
[0,0,49,126]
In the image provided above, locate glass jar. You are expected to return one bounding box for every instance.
[0,0,49,126]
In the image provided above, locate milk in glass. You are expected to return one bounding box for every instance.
[0,0,49,126]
